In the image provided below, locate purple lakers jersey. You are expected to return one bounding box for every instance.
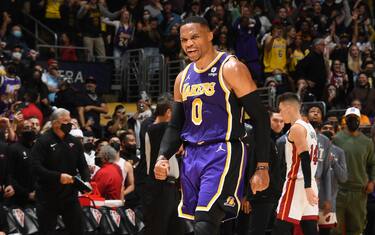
[180,52,245,144]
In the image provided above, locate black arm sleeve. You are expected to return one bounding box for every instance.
[158,102,185,160]
[299,151,311,188]
[240,92,270,163]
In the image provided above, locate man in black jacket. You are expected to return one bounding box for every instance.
[31,108,90,234]
[296,38,327,100]
[6,119,37,207]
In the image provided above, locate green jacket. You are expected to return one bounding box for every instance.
[333,130,375,191]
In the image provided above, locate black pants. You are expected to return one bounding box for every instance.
[236,202,275,235]
[272,219,318,235]
[0,202,8,233]
[36,199,84,235]
[319,227,331,235]
[365,201,375,235]
[142,180,184,235]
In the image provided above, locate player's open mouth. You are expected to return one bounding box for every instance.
[187,50,198,55]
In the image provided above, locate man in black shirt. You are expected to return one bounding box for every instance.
[55,78,80,120]
[143,95,183,235]
[296,38,327,100]
[77,76,108,138]
[7,119,37,207]
[31,108,90,235]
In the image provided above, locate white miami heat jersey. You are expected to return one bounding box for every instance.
[285,119,318,180]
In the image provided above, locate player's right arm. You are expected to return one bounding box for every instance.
[154,72,185,180]
[289,124,318,206]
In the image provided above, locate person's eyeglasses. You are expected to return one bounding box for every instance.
[117,112,126,115]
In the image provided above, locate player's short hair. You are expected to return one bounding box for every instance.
[278,92,301,105]
[181,16,210,30]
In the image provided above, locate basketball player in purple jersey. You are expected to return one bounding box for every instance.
[154,16,270,234]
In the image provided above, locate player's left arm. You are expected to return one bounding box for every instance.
[289,124,318,205]
[223,58,270,165]
[223,58,270,193]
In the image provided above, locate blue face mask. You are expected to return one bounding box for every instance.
[12,31,22,38]
[275,74,282,82]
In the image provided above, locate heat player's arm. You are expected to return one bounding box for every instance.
[158,72,185,160]
[223,58,270,164]
[289,124,312,188]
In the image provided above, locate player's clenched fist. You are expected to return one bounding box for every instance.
[154,158,169,180]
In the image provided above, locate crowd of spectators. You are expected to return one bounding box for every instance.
[0,0,374,117]
[0,0,373,234]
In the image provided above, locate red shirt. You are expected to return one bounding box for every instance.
[60,47,78,61]
[21,103,43,125]
[92,163,123,200]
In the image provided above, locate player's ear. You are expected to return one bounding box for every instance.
[208,30,213,42]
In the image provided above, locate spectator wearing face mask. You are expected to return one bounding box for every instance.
[110,140,135,198]
[319,122,348,235]
[332,107,375,235]
[8,45,28,81]
[31,108,90,235]
[4,25,29,52]
[6,120,37,207]
[341,99,371,127]
[91,145,124,200]
[120,131,138,165]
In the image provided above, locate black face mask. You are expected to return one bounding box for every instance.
[84,142,95,152]
[60,123,73,135]
[124,143,137,156]
[321,130,333,140]
[21,131,37,144]
[346,117,360,132]
[110,142,121,152]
